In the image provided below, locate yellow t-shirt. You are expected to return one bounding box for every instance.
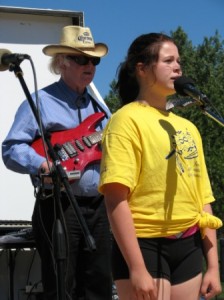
[99,102,222,237]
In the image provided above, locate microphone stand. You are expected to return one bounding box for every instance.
[169,95,224,127]
[200,104,224,127]
[9,63,96,300]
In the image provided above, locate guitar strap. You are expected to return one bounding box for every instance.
[76,93,109,126]
[90,95,109,119]
[75,96,84,123]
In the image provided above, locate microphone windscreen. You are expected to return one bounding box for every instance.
[174,76,195,96]
[0,49,12,71]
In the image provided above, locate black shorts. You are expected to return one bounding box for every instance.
[112,231,203,285]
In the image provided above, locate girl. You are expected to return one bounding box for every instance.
[99,33,222,300]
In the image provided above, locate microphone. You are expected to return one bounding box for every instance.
[174,76,210,106]
[0,49,30,71]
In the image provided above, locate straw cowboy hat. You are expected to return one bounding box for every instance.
[43,25,108,57]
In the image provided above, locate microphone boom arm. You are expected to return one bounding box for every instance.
[173,76,224,127]
[200,104,224,127]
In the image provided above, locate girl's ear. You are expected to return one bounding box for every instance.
[136,62,146,75]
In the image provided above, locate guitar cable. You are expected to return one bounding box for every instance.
[29,57,52,175]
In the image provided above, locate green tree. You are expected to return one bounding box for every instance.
[104,79,121,113]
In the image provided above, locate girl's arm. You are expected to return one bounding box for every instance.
[103,182,157,300]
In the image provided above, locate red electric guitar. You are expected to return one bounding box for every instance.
[31,112,105,180]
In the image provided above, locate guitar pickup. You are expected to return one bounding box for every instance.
[54,143,69,161]
[88,132,103,144]
[82,136,92,148]
[75,140,85,151]
[63,142,78,157]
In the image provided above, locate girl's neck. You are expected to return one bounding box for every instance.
[136,98,167,111]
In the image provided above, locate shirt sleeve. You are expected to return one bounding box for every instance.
[2,100,45,174]
[99,114,141,194]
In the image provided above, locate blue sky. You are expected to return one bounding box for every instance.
[0,0,224,98]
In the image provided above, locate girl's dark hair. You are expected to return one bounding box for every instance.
[116,33,175,105]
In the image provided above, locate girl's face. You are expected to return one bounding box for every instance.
[138,41,182,97]
[152,41,182,95]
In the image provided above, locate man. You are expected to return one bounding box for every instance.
[2,25,112,300]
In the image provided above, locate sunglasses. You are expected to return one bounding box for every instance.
[66,55,101,66]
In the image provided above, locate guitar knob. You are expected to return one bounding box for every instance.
[74,158,80,164]
[54,143,62,151]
